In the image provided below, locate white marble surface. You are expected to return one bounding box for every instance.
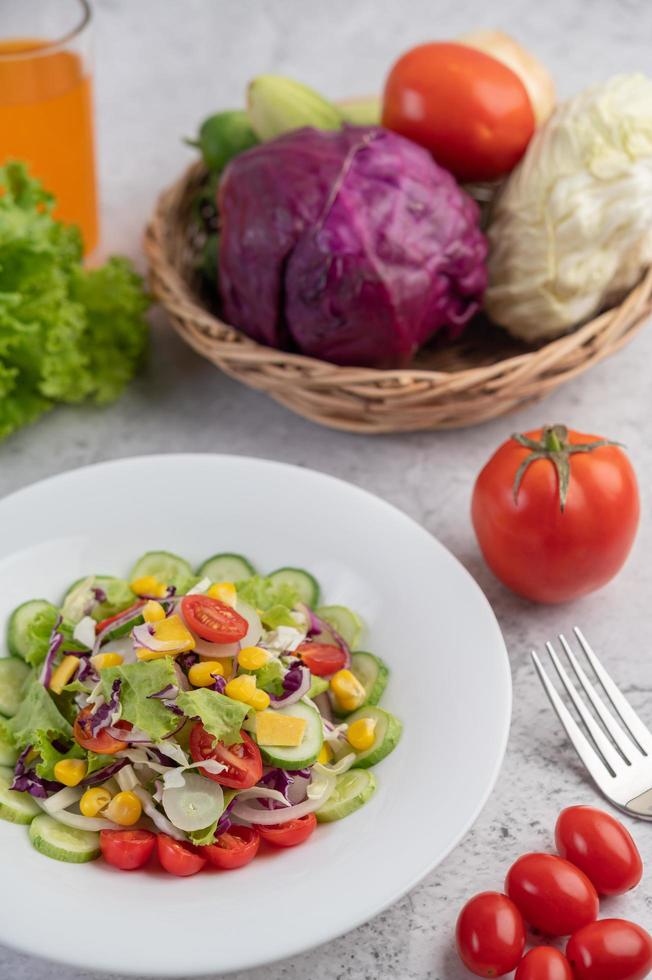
[2,0,652,976]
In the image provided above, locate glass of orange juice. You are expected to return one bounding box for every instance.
[0,0,98,253]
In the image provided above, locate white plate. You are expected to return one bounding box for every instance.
[0,455,510,976]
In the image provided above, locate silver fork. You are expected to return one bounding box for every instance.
[532,627,652,820]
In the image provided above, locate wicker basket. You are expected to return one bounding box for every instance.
[144,160,652,434]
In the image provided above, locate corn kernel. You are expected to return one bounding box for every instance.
[225,674,255,701]
[91,652,124,670]
[207,582,237,606]
[225,673,269,709]
[131,575,167,598]
[80,786,112,817]
[143,600,166,623]
[104,790,142,826]
[249,689,271,711]
[54,758,87,787]
[330,669,366,713]
[347,717,377,752]
[317,743,333,765]
[238,646,270,671]
[189,660,225,687]
[49,655,81,695]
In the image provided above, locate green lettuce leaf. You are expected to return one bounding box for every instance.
[33,731,84,779]
[100,660,180,741]
[236,575,298,628]
[8,677,73,745]
[246,658,284,695]
[0,162,149,442]
[14,602,60,667]
[188,819,218,847]
[176,689,248,746]
[86,751,118,777]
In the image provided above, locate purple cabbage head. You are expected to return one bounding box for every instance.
[218,125,487,367]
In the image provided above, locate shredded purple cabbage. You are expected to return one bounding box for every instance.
[77,657,99,685]
[215,795,237,836]
[148,746,180,767]
[210,674,227,694]
[177,652,199,671]
[148,684,179,701]
[268,662,309,704]
[11,746,61,799]
[80,758,128,787]
[257,767,310,809]
[88,679,122,737]
[39,617,63,687]
[92,587,108,603]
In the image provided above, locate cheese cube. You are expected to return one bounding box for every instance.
[255,711,307,747]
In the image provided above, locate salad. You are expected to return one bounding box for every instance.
[0,551,401,874]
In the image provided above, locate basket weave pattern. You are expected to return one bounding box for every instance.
[145,161,652,433]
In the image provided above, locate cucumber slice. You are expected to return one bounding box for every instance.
[256,701,323,769]
[0,657,30,718]
[63,576,134,623]
[7,599,57,661]
[197,553,256,583]
[346,706,403,769]
[0,731,17,767]
[0,766,40,824]
[351,652,388,707]
[315,605,363,647]
[29,813,100,863]
[129,551,195,594]
[268,568,320,607]
[316,769,376,822]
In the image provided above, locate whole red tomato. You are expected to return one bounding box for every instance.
[382,41,535,181]
[515,947,573,980]
[555,806,643,896]
[471,425,639,603]
[456,891,525,977]
[505,853,598,936]
[566,919,652,980]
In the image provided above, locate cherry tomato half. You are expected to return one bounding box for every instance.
[157,834,206,876]
[515,947,573,980]
[73,707,132,755]
[456,891,525,977]
[189,723,263,790]
[204,826,260,870]
[255,813,317,848]
[296,641,347,677]
[382,41,535,182]
[555,806,643,897]
[100,829,156,871]
[506,853,598,936]
[566,919,652,980]
[472,425,639,604]
[181,594,248,644]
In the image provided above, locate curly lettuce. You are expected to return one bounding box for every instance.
[0,162,149,440]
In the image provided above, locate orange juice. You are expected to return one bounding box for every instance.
[0,37,98,252]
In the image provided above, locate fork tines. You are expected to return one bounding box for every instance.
[531,628,652,818]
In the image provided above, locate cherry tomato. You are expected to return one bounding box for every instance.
[555,806,643,897]
[255,813,317,848]
[189,723,262,790]
[204,826,260,870]
[382,41,535,182]
[506,853,598,936]
[95,600,145,636]
[156,834,206,876]
[456,892,526,977]
[566,919,652,980]
[181,594,248,644]
[100,829,156,870]
[515,948,573,980]
[73,707,132,755]
[472,425,639,604]
[296,641,347,676]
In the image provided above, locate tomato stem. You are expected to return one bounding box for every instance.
[511,424,619,512]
